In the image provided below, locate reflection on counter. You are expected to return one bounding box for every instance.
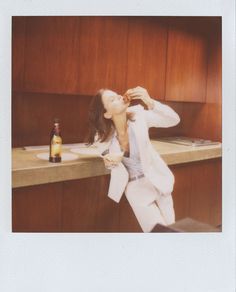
[157,136,221,147]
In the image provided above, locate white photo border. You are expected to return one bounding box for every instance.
[0,1,235,291]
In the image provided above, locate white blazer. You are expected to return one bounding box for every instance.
[95,100,180,203]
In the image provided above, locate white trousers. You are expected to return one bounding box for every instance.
[125,177,175,232]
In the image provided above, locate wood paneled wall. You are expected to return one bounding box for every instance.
[12,16,169,96]
[165,17,210,102]
[151,17,222,141]
[12,16,221,147]
[127,17,168,99]
[175,18,222,141]
[12,92,93,146]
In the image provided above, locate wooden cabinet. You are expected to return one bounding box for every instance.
[126,17,168,100]
[77,16,129,95]
[12,17,26,92]
[119,195,142,232]
[188,159,221,225]
[165,17,211,102]
[61,176,120,232]
[23,16,81,94]
[21,16,129,95]
[12,175,141,232]
[171,158,222,226]
[12,182,63,232]
[12,16,222,151]
[12,158,221,232]
[12,16,220,103]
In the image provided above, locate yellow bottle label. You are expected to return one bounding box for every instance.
[50,135,62,157]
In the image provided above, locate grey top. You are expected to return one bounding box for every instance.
[121,124,144,178]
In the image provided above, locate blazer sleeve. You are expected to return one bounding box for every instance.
[144,100,180,128]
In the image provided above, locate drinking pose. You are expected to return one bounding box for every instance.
[87,86,180,232]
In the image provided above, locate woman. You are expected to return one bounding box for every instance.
[87,86,180,232]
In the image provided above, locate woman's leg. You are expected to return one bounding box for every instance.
[155,192,175,225]
[125,178,167,232]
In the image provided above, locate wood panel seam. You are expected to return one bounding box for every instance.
[164,18,170,100]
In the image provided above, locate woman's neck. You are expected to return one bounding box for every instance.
[112,112,128,137]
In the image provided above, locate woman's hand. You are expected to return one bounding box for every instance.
[124,86,154,109]
[102,152,124,169]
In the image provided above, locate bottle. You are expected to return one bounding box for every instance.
[49,118,62,163]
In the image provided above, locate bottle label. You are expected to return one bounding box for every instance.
[50,135,62,157]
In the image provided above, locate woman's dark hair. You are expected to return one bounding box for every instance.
[86,89,113,144]
[86,88,134,145]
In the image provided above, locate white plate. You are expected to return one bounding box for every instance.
[36,152,78,161]
[67,143,90,149]
[24,143,89,151]
[70,147,100,156]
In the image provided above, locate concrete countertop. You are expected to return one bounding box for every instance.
[12,140,222,188]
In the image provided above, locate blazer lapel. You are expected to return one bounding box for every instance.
[107,132,129,203]
[129,115,150,171]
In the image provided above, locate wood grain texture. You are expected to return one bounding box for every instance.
[118,195,142,232]
[210,159,222,226]
[149,100,183,139]
[12,17,26,91]
[165,17,210,102]
[12,16,221,104]
[12,182,63,232]
[95,175,120,232]
[77,16,129,95]
[171,158,222,226]
[127,17,168,99]
[188,159,222,226]
[174,18,222,141]
[206,18,222,104]
[23,16,81,94]
[12,158,221,232]
[61,175,140,232]
[144,17,221,142]
[12,92,93,147]
[171,164,191,221]
[61,177,102,232]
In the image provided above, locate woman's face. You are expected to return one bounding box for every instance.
[101,89,128,118]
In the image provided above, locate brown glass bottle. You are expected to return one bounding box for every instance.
[49,118,62,163]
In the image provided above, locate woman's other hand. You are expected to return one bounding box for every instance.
[102,152,124,169]
[124,86,154,109]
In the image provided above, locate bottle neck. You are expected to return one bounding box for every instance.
[53,123,60,135]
